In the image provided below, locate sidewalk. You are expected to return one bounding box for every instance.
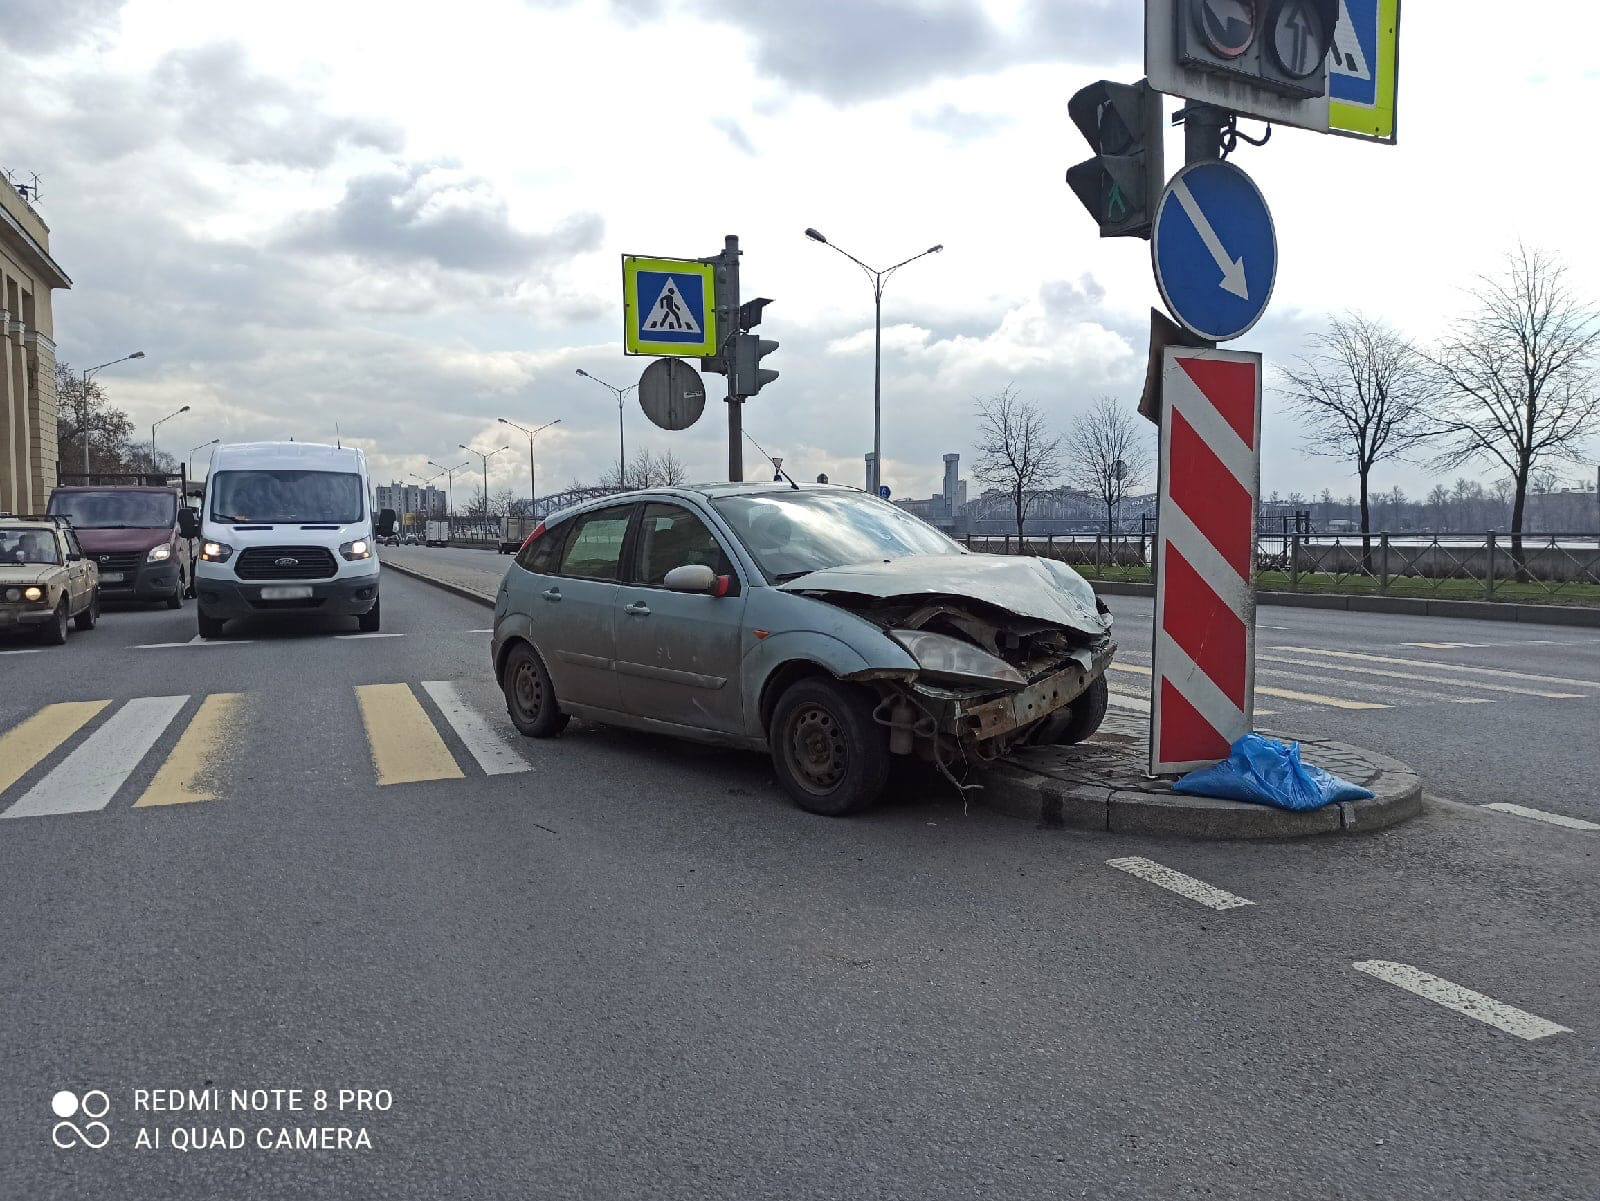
[385,549,1424,839]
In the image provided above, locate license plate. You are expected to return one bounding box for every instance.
[99,572,125,583]
[260,585,313,600]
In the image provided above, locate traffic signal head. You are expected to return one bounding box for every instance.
[1066,79,1163,239]
[1177,0,1338,101]
[738,297,773,330]
[734,334,778,397]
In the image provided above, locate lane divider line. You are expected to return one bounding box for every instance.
[1278,647,1600,691]
[1106,857,1255,911]
[134,693,246,807]
[355,683,465,786]
[0,700,112,799]
[1481,803,1600,832]
[1257,653,1583,701]
[1352,960,1572,1041]
[1,696,188,819]
[419,681,530,776]
[336,633,406,640]
[135,640,253,649]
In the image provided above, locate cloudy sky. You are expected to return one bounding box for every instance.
[7,0,1598,506]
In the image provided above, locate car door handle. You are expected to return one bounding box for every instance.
[541,587,562,603]
[624,601,650,616]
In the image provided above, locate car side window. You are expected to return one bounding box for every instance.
[632,503,736,589]
[514,519,568,575]
[555,506,633,581]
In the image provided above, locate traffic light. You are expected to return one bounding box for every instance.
[1066,79,1163,240]
[735,334,779,397]
[1177,0,1338,101]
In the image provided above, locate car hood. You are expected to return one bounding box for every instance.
[73,527,170,552]
[0,563,65,584]
[777,554,1110,635]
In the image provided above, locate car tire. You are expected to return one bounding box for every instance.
[197,610,226,640]
[502,642,568,738]
[358,596,381,633]
[1051,674,1109,746]
[166,572,184,609]
[43,601,70,645]
[74,589,99,631]
[769,678,891,816]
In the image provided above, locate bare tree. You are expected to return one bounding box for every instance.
[489,486,517,518]
[1279,313,1442,539]
[600,447,692,490]
[1063,395,1151,534]
[1433,245,1600,567]
[55,361,141,475]
[971,385,1062,543]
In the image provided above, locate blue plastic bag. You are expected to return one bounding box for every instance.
[1171,733,1375,811]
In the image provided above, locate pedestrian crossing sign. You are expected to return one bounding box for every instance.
[622,255,718,357]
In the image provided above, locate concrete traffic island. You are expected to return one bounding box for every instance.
[974,710,1422,839]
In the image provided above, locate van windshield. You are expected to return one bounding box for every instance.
[48,490,176,529]
[210,471,364,525]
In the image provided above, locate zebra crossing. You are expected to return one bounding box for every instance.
[0,681,529,822]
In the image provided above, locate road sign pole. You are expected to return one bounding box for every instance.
[1182,103,1228,164]
[723,234,742,482]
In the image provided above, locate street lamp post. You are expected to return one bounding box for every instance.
[151,405,191,473]
[188,438,220,493]
[457,444,510,529]
[574,369,637,485]
[80,350,146,475]
[427,459,471,527]
[498,416,562,519]
[411,470,445,536]
[804,229,943,496]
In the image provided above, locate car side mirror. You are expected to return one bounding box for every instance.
[663,564,717,594]
[376,508,398,537]
[177,508,200,538]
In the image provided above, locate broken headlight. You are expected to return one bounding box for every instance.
[889,629,1026,689]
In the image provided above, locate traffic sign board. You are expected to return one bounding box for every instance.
[638,357,706,431]
[1152,161,1276,343]
[1328,0,1399,142]
[622,256,718,357]
[877,485,891,500]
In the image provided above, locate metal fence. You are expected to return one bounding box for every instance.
[963,531,1600,605]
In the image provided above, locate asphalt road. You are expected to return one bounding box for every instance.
[2,568,1597,1200]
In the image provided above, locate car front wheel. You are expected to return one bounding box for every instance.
[1051,674,1109,745]
[769,678,891,816]
[503,642,569,737]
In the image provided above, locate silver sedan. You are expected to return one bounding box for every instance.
[490,483,1116,815]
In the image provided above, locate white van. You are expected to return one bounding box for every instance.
[187,442,396,639]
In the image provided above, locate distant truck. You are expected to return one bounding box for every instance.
[47,471,193,609]
[499,514,540,554]
[424,520,450,547]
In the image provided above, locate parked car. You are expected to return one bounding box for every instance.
[0,515,100,644]
[490,483,1115,815]
[47,478,192,609]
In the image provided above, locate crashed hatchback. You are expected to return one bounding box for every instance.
[491,483,1115,815]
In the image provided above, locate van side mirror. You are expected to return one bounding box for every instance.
[177,508,200,538]
[377,508,398,537]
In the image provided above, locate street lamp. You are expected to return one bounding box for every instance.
[804,228,943,495]
[151,404,190,472]
[498,416,562,519]
[574,368,638,485]
[80,350,146,475]
[188,439,220,492]
[410,470,445,534]
[457,444,509,525]
[427,458,471,526]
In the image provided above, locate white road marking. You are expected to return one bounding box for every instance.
[1,696,189,818]
[1481,803,1600,832]
[1257,653,1583,700]
[1279,647,1600,690]
[1107,689,1150,712]
[1353,960,1572,1041]
[1106,857,1255,912]
[136,639,253,649]
[1405,642,1487,649]
[419,681,530,776]
[336,633,406,640]
[0,648,45,656]
[467,628,494,634]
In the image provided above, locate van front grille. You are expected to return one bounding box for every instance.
[235,546,338,580]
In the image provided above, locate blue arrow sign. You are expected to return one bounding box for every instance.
[1152,161,1277,343]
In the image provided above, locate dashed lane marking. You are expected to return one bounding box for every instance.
[134,693,246,807]
[1278,647,1600,691]
[419,681,529,776]
[1,697,188,819]
[336,633,406,640]
[0,648,45,656]
[0,701,111,798]
[1106,857,1255,912]
[136,638,253,649]
[355,683,465,786]
[1481,803,1600,832]
[1353,961,1572,1041]
[1257,653,1584,701]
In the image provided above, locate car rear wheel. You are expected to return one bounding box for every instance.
[770,678,891,816]
[358,595,381,632]
[196,610,226,640]
[42,601,69,645]
[74,589,99,631]
[1051,674,1108,746]
[503,642,568,737]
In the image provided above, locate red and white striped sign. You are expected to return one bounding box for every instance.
[1150,348,1263,775]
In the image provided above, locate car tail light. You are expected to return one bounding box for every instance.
[517,523,545,554]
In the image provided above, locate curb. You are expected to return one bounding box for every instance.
[974,738,1422,840]
[1091,580,1600,628]
[380,558,496,608]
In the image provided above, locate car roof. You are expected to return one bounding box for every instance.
[544,482,871,525]
[50,485,176,493]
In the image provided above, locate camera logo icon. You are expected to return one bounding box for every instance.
[51,1089,111,1150]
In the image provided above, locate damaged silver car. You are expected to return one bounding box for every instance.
[491,483,1115,815]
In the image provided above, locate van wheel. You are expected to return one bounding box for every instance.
[357,596,381,632]
[74,590,99,631]
[503,642,568,737]
[197,611,226,640]
[770,678,891,816]
[166,571,184,609]
[43,601,70,645]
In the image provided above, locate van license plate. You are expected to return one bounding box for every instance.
[260,585,313,600]
[99,572,125,583]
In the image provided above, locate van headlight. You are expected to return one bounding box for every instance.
[147,544,172,563]
[201,541,233,562]
[23,586,44,602]
[339,539,371,561]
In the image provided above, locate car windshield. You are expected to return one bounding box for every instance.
[210,470,364,524]
[48,490,175,529]
[0,529,62,566]
[712,491,961,582]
